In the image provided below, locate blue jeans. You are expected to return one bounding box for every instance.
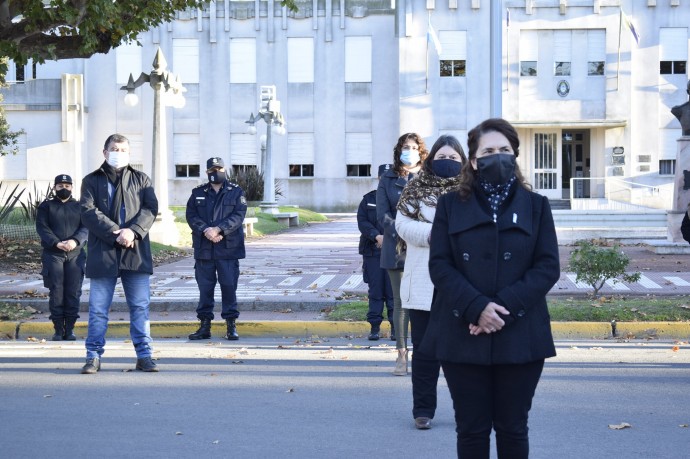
[85,271,153,359]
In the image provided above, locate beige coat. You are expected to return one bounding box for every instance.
[395,202,436,311]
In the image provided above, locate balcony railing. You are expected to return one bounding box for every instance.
[569,176,673,211]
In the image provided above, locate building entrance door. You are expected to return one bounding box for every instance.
[532,131,560,199]
[561,130,590,199]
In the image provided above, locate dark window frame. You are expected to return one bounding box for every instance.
[175,164,201,178]
[346,164,371,177]
[289,164,314,177]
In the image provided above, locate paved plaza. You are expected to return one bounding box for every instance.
[2,214,690,315]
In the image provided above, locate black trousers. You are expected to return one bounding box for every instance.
[409,309,440,419]
[194,258,240,320]
[363,255,393,326]
[41,250,85,321]
[441,359,545,459]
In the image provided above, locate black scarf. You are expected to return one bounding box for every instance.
[478,175,517,216]
[102,161,125,225]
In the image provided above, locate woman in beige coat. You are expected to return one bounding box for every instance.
[395,135,466,429]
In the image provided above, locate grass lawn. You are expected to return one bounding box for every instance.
[154,206,329,256]
[327,296,690,322]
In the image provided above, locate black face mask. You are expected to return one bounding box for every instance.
[476,154,516,186]
[55,189,72,200]
[432,159,463,178]
[208,170,226,184]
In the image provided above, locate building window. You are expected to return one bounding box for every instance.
[289,164,314,177]
[520,61,537,76]
[660,28,688,76]
[172,38,199,84]
[230,38,256,83]
[440,60,466,77]
[232,165,257,174]
[439,31,467,78]
[588,61,605,76]
[347,164,371,177]
[554,62,571,76]
[287,38,314,83]
[659,159,675,175]
[176,164,200,178]
[15,63,25,82]
[345,37,372,83]
[660,61,687,75]
[587,30,606,76]
[553,30,571,77]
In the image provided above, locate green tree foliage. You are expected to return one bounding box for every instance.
[0,0,298,155]
[569,240,641,295]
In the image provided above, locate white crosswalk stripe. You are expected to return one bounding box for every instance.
[277,277,301,286]
[663,276,690,286]
[566,274,590,289]
[637,275,662,289]
[605,279,630,291]
[308,275,335,289]
[339,274,363,290]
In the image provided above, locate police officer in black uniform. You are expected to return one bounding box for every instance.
[357,164,394,340]
[186,157,247,340]
[35,174,87,341]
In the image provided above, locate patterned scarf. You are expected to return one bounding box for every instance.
[396,170,462,253]
[478,175,517,217]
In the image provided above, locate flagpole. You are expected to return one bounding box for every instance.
[426,11,430,94]
[506,8,510,92]
[616,8,622,91]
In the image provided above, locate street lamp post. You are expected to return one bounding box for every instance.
[245,85,286,215]
[120,47,186,246]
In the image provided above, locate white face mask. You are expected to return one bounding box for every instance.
[107,151,130,169]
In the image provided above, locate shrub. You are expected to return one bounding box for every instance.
[19,182,53,223]
[0,182,25,224]
[228,166,283,202]
[568,240,641,295]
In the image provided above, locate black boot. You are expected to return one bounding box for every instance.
[63,318,77,341]
[389,321,396,341]
[51,320,64,341]
[368,324,380,341]
[225,319,239,340]
[188,318,212,340]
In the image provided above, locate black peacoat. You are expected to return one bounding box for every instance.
[425,183,560,365]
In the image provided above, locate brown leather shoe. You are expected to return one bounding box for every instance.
[414,417,431,430]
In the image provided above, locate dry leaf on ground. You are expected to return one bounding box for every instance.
[608,422,632,430]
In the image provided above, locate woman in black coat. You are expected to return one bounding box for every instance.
[426,118,560,458]
[376,133,428,375]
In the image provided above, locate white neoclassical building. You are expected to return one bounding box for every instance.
[1,0,689,212]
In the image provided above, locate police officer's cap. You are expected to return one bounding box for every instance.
[54,174,73,185]
[206,157,224,170]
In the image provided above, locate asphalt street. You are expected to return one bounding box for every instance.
[1,337,689,459]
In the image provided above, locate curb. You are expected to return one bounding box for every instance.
[4,321,690,341]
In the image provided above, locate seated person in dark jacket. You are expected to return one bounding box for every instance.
[186,157,247,341]
[36,174,87,341]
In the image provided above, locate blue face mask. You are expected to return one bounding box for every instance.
[400,149,420,166]
[432,159,462,178]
